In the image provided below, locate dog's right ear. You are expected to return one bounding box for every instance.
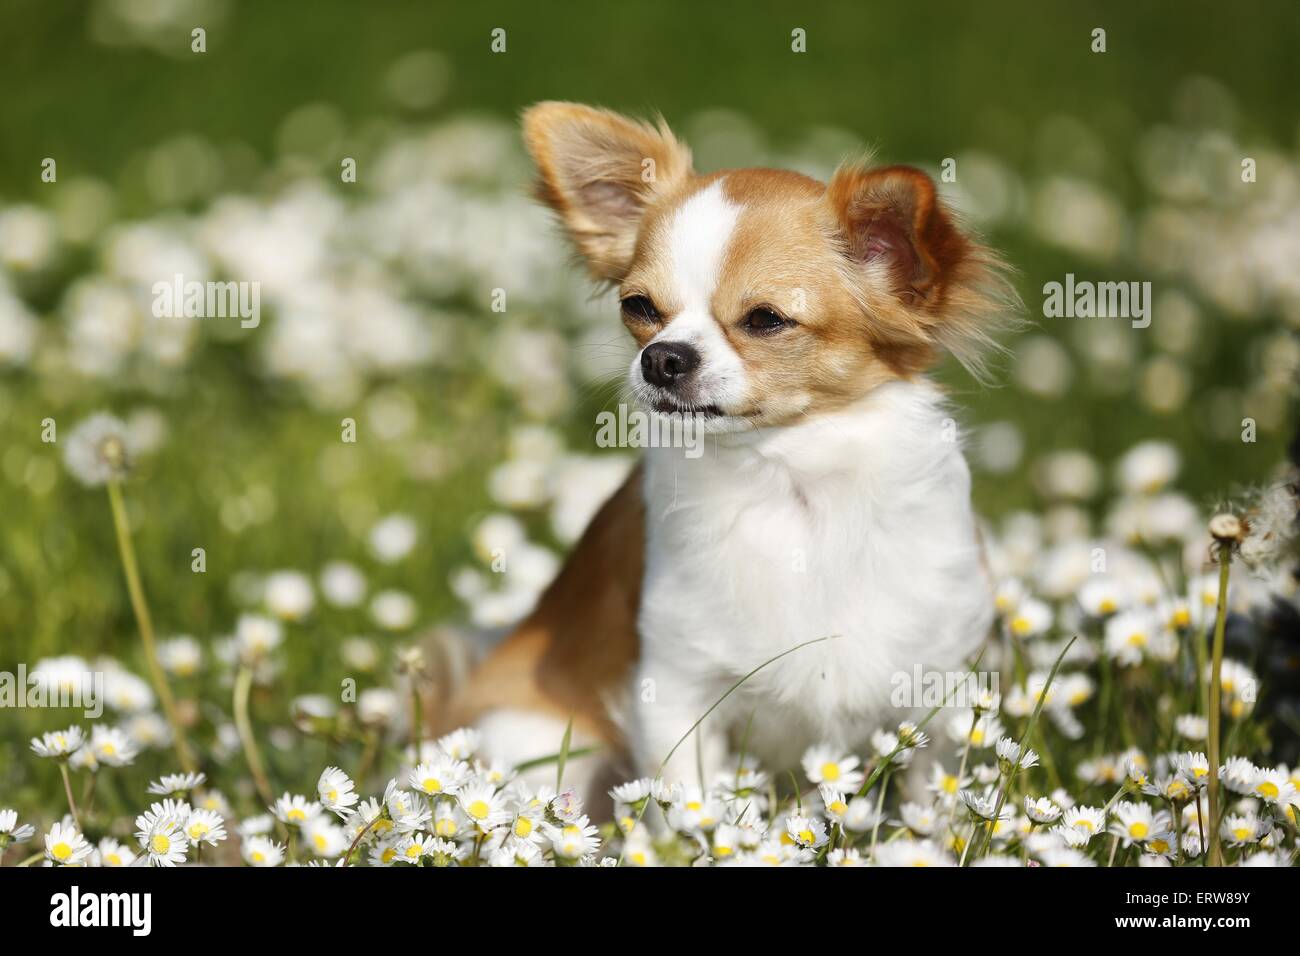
[522,101,693,282]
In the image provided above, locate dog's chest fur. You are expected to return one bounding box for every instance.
[636,380,992,768]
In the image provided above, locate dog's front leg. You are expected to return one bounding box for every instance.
[627,656,730,791]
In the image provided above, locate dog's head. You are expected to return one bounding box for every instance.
[523,102,1013,430]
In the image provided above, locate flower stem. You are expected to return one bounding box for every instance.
[106,478,196,773]
[1205,552,1231,867]
[59,762,81,829]
[233,664,273,806]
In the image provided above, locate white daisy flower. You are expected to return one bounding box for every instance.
[1006,596,1053,637]
[801,745,864,790]
[94,837,136,867]
[1108,801,1157,847]
[1024,795,1062,824]
[547,818,601,861]
[785,814,829,849]
[30,726,84,759]
[303,815,348,858]
[458,782,511,832]
[271,793,321,827]
[317,766,359,817]
[1058,805,1107,844]
[873,838,954,867]
[44,821,92,866]
[409,756,470,797]
[1221,813,1263,848]
[1038,846,1097,867]
[435,727,480,761]
[235,613,283,662]
[0,809,36,845]
[148,771,206,796]
[137,814,189,867]
[184,809,227,847]
[242,835,285,867]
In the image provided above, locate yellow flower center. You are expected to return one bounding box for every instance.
[1129,822,1149,839]
[251,850,264,863]
[1099,598,1117,614]
[421,779,441,794]
[798,829,815,845]
[287,808,306,822]
[405,843,421,859]
[821,763,840,782]
[1232,827,1252,841]
[52,842,73,861]
[942,775,958,795]
[151,834,171,854]
[1126,632,1147,647]
[314,833,328,851]
[106,853,121,865]
[101,743,116,756]
[381,847,397,863]
[1256,781,1279,799]
[467,800,490,821]
[514,817,533,837]
[188,823,209,840]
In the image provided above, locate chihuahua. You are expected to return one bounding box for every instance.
[447,102,1012,800]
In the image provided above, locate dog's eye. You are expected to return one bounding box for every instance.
[744,307,787,334]
[620,295,659,322]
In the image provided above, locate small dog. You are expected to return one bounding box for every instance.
[449,102,1012,800]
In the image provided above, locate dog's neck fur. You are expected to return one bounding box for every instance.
[631,378,991,779]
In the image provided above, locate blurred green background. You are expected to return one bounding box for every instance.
[1,0,1297,792]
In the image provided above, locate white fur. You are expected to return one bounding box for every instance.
[627,379,992,785]
[629,180,749,415]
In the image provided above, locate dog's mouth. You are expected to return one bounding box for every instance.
[650,398,728,418]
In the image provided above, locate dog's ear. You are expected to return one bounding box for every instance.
[522,101,693,282]
[827,163,1016,378]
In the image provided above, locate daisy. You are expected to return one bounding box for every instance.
[368,838,403,867]
[184,809,227,847]
[842,797,884,833]
[272,793,321,826]
[458,782,511,832]
[1222,758,1259,795]
[1059,806,1106,844]
[801,745,864,791]
[1024,796,1062,824]
[1103,610,1158,666]
[43,820,92,866]
[1251,768,1296,807]
[1142,830,1177,860]
[435,727,480,761]
[827,847,866,866]
[820,784,850,823]
[79,725,139,769]
[1173,751,1211,787]
[950,711,1004,749]
[426,837,467,867]
[927,763,971,802]
[242,835,285,866]
[409,756,470,798]
[1145,773,1194,803]
[784,814,829,849]
[0,809,36,846]
[95,837,136,867]
[303,815,347,857]
[1078,578,1127,617]
[30,726,84,759]
[1221,813,1262,848]
[547,817,601,861]
[1007,596,1053,637]
[317,766,359,817]
[1174,714,1208,741]
[959,789,1005,822]
[873,838,953,867]
[137,813,189,867]
[899,801,939,836]
[996,736,1039,773]
[430,802,465,839]
[1039,847,1097,867]
[1109,801,1157,847]
[148,771,206,796]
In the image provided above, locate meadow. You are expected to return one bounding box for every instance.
[0,0,1297,866]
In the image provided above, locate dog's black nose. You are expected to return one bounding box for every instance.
[640,342,700,389]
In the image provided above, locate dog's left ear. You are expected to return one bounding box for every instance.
[523,101,694,282]
[827,164,1015,376]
